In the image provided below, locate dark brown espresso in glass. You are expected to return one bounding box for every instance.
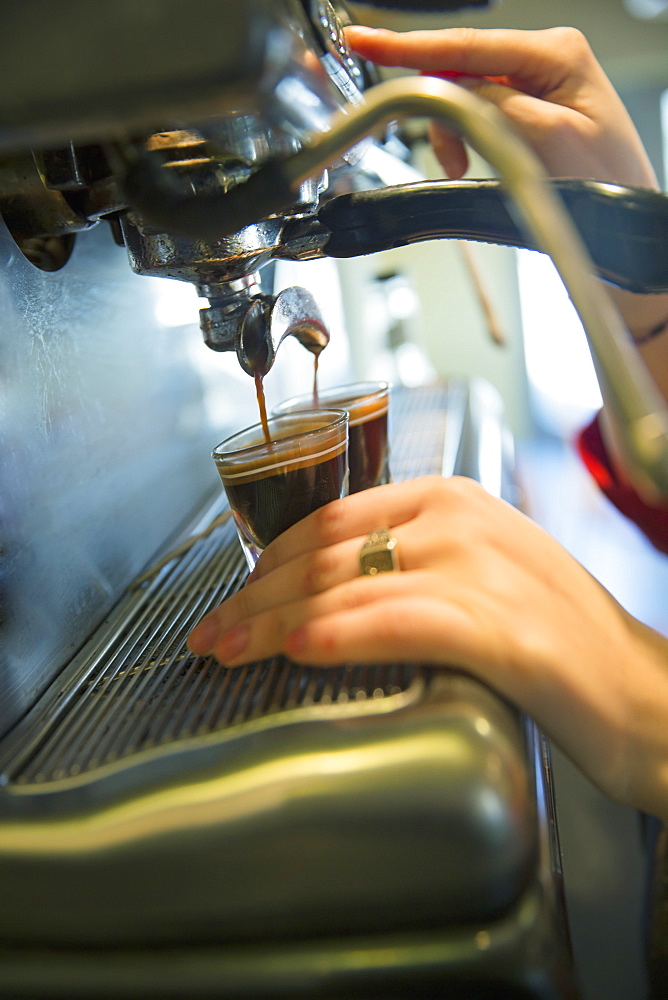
[224,447,346,551]
[274,382,390,493]
[335,392,388,494]
[213,410,348,569]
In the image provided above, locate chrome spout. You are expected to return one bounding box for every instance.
[200,277,329,377]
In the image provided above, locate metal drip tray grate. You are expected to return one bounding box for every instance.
[1,384,453,786]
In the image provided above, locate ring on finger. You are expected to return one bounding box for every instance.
[359,529,400,576]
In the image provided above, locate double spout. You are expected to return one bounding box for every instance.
[198,275,329,378]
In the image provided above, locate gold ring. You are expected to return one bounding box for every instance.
[359,529,399,576]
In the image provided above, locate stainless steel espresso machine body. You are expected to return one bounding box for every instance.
[1,0,388,738]
[2,1,668,996]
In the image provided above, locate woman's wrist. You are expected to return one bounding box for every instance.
[634,316,668,346]
[624,617,668,820]
[606,287,668,343]
[603,287,668,402]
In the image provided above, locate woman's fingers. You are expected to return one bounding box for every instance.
[188,506,438,658]
[199,571,430,667]
[249,478,432,583]
[345,25,583,95]
[284,594,478,667]
[187,476,492,658]
[187,479,432,658]
[188,534,364,653]
[187,476,508,663]
[427,121,469,178]
[345,25,581,179]
[346,24,658,188]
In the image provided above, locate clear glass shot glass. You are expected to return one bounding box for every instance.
[213,409,349,570]
[272,381,390,494]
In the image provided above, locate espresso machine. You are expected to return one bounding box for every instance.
[1,1,668,997]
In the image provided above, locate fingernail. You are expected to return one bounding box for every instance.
[422,69,468,81]
[188,617,219,655]
[438,71,468,80]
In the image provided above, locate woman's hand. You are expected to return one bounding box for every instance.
[346,26,668,414]
[188,476,668,818]
[345,24,659,190]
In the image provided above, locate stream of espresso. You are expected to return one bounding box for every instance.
[312,354,319,407]
[254,372,271,445]
[255,352,321,446]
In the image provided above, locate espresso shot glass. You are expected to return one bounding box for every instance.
[273,382,390,494]
[213,409,349,570]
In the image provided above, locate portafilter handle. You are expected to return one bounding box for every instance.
[292,178,668,296]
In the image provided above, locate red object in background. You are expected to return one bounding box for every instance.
[577,414,668,554]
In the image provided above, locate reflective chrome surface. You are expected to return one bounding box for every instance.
[0,219,222,740]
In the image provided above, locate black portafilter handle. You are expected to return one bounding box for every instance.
[313,178,668,294]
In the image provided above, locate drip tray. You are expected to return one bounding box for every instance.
[0,383,453,786]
